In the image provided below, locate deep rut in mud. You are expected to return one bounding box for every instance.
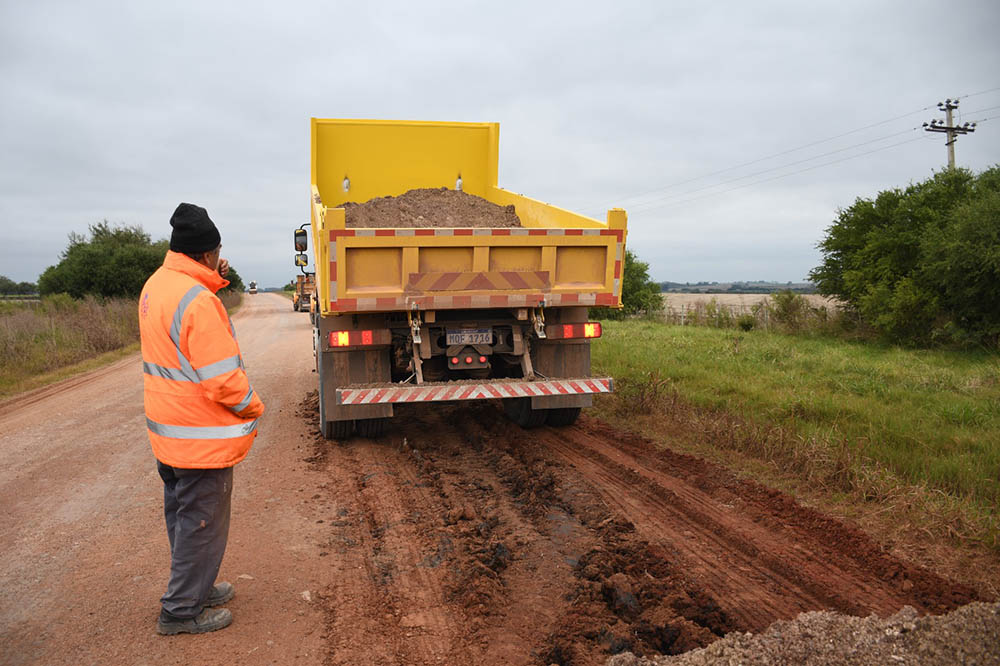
[298,394,981,666]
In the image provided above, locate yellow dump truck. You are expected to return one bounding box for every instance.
[292,273,315,312]
[295,119,627,439]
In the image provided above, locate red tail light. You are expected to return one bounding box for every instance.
[479,356,487,363]
[546,322,602,340]
[328,329,390,348]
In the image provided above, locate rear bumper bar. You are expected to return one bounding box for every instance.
[336,377,613,406]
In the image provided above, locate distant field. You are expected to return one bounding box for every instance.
[663,292,839,311]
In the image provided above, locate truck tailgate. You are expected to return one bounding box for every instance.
[320,225,624,313]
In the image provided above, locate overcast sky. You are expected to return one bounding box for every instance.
[1,0,998,288]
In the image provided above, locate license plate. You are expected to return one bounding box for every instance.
[446,328,493,345]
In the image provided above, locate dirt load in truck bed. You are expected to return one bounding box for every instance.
[342,187,522,228]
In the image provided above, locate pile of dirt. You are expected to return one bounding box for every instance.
[605,602,1000,666]
[543,530,734,664]
[341,187,522,228]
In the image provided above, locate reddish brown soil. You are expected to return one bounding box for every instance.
[0,293,983,666]
[303,402,980,666]
[342,187,522,228]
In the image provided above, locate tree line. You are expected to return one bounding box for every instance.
[37,221,244,299]
[0,276,37,295]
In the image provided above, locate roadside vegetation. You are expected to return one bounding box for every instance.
[590,196,1000,587]
[1,222,245,399]
[811,165,1000,348]
[659,289,861,336]
[591,320,1000,557]
[0,295,138,398]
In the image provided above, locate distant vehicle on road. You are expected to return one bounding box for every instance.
[248,281,258,295]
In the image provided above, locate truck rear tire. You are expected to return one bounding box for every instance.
[546,407,581,427]
[355,418,387,439]
[503,397,547,428]
[323,419,353,440]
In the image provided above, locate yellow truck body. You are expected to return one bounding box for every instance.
[310,119,626,315]
[304,119,627,439]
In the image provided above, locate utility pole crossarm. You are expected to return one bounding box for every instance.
[923,98,977,169]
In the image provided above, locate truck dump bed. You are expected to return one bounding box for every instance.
[310,119,627,315]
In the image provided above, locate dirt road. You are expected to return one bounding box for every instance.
[0,292,983,665]
[0,292,328,665]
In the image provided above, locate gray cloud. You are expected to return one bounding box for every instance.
[2,0,998,287]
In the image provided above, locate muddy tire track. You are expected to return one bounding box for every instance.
[300,396,981,666]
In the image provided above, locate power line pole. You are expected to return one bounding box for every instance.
[923,98,976,169]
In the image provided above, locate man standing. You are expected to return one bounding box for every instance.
[139,203,265,635]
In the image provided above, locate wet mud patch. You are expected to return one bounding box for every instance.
[447,403,735,664]
[572,418,985,615]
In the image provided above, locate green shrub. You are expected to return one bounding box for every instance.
[591,249,663,320]
[38,222,168,299]
[810,166,1000,347]
[737,314,756,331]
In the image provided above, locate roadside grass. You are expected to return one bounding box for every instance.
[1,291,244,400]
[220,290,243,312]
[0,295,138,398]
[591,320,1000,565]
[0,342,141,401]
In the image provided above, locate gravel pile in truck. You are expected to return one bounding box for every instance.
[342,187,522,228]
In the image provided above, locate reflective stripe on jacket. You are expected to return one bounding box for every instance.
[139,251,265,468]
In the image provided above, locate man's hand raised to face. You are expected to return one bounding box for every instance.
[218,258,230,279]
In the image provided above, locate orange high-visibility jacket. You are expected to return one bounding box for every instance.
[139,251,265,468]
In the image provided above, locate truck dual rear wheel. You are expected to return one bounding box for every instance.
[323,419,353,440]
[355,418,388,438]
[545,407,581,427]
[503,397,548,428]
[504,399,582,428]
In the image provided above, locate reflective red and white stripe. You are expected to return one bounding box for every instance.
[336,377,613,405]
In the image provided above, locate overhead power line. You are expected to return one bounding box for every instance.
[575,87,998,218]
[634,112,999,215]
[625,127,919,213]
[580,102,937,214]
[958,85,1000,100]
[962,104,1000,115]
[631,136,926,215]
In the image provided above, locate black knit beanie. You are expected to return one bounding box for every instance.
[169,203,221,254]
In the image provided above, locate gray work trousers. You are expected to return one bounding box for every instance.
[157,461,233,619]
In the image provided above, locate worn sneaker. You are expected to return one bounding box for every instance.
[204,581,235,607]
[157,607,233,635]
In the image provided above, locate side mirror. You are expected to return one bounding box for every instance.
[294,228,308,252]
[294,253,308,267]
